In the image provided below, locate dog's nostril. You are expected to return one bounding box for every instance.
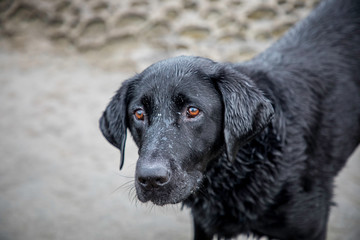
[138,177,148,185]
[155,175,169,185]
[137,165,171,189]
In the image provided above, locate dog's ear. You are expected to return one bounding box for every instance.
[213,64,274,162]
[99,78,135,170]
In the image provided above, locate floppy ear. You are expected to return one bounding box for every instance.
[99,79,133,170]
[214,64,274,162]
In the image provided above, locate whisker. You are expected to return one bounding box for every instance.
[111,180,135,194]
[133,195,139,207]
[112,172,134,179]
[148,203,156,213]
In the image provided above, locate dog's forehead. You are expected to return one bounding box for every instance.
[136,61,212,97]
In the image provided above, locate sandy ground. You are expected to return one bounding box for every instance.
[0,42,359,240]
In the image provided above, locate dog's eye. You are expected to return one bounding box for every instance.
[134,109,145,120]
[187,107,200,118]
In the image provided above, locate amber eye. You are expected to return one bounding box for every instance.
[134,109,145,120]
[187,107,200,118]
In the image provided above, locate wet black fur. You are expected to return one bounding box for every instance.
[100,0,360,239]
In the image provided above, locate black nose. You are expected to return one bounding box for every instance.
[137,164,171,189]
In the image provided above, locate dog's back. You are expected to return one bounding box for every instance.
[241,0,360,175]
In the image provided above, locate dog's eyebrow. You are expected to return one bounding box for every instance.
[172,91,212,114]
[173,93,186,106]
[141,95,152,109]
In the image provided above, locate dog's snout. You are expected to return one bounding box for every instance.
[137,164,171,189]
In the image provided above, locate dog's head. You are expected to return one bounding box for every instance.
[100,56,274,205]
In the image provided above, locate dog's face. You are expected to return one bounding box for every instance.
[100,56,274,205]
[127,59,224,205]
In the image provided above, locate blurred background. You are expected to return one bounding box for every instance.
[0,0,359,239]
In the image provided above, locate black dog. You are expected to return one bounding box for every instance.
[100,0,360,239]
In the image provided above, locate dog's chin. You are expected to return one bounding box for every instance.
[150,196,186,206]
[136,188,194,206]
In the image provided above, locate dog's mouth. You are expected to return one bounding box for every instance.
[138,189,192,206]
[135,171,203,206]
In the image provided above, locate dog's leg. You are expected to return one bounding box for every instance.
[193,218,212,240]
[314,230,326,240]
[311,212,328,240]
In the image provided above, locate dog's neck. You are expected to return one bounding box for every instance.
[207,121,283,181]
[184,122,284,231]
